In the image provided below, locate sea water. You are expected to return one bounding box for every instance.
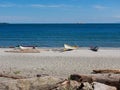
[0,24,120,47]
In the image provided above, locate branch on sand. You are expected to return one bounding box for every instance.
[0,73,27,79]
[93,69,120,74]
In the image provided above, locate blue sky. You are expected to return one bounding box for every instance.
[0,0,120,23]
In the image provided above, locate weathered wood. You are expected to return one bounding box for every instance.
[93,82,117,90]
[70,74,120,89]
[0,74,27,79]
[0,76,64,90]
[93,69,120,74]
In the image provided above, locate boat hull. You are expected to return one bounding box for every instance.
[64,44,78,50]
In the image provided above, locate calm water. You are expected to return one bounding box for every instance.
[0,24,120,47]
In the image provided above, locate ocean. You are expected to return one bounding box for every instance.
[0,24,120,47]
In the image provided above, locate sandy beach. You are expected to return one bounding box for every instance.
[0,47,120,78]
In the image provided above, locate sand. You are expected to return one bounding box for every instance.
[0,47,120,78]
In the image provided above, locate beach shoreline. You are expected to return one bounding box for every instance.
[0,47,120,78]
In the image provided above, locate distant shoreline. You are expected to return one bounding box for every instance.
[0,23,10,24]
[1,23,120,24]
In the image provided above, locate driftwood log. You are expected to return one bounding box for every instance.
[70,74,120,90]
[0,74,27,79]
[93,69,120,74]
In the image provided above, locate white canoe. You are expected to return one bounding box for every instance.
[19,46,34,50]
[64,44,78,50]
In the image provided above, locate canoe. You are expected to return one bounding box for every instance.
[19,46,35,50]
[64,44,78,50]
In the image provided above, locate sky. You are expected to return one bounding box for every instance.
[0,0,120,23]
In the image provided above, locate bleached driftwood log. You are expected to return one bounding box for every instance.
[70,74,120,89]
[93,69,120,74]
[93,82,117,90]
[0,76,64,90]
[0,73,27,79]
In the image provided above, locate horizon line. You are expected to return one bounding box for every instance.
[0,22,120,24]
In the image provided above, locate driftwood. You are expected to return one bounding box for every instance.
[70,74,120,89]
[5,49,40,53]
[93,82,117,90]
[0,74,27,79]
[0,76,64,90]
[93,69,120,74]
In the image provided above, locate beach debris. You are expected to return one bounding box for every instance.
[13,70,21,75]
[0,76,64,90]
[93,69,120,74]
[70,74,93,83]
[36,74,49,77]
[64,44,78,51]
[90,46,99,52]
[54,79,94,90]
[0,73,119,90]
[52,48,65,52]
[5,45,40,53]
[0,68,120,90]
[80,82,93,90]
[18,45,36,50]
[5,49,40,53]
[70,74,120,90]
[9,46,15,48]
[93,82,117,90]
[5,45,50,53]
[0,73,27,79]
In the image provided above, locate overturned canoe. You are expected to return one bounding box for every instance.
[19,46,35,50]
[64,44,78,50]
